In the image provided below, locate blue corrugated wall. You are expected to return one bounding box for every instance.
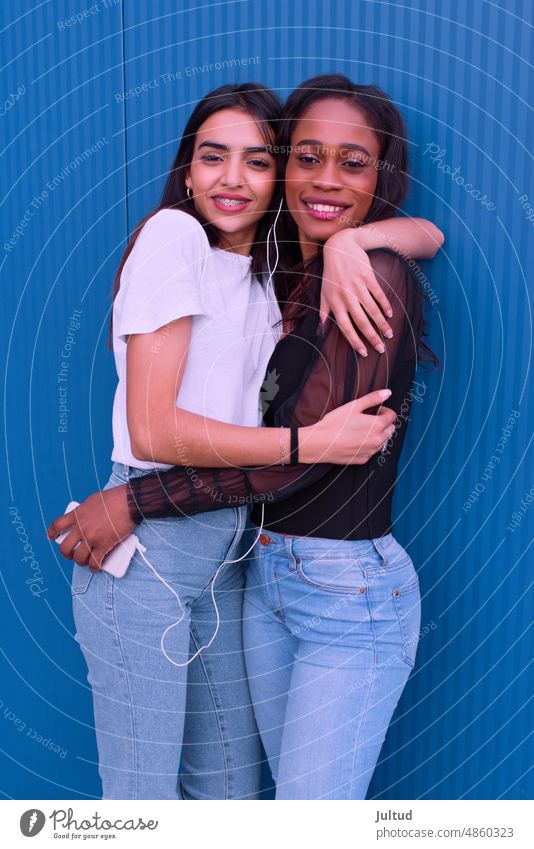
[1,0,532,800]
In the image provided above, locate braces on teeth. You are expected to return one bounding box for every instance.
[215,197,247,205]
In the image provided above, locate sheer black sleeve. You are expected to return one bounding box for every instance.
[126,250,424,523]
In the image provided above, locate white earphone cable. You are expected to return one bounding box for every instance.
[265,197,284,340]
[135,503,265,667]
[135,199,282,667]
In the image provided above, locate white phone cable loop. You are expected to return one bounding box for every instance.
[265,196,284,341]
[135,497,266,668]
[135,200,283,668]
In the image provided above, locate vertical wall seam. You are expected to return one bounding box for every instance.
[120,0,130,241]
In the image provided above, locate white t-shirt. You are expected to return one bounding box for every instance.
[111,208,281,470]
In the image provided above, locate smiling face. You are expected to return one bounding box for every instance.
[284,98,382,257]
[187,107,277,255]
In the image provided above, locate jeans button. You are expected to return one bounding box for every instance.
[259,533,271,546]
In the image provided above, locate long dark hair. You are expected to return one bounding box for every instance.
[272,74,409,316]
[109,83,284,344]
[271,73,436,366]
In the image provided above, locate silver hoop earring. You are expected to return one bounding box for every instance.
[187,186,193,199]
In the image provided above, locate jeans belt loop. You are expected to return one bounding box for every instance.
[371,536,388,568]
[286,534,294,559]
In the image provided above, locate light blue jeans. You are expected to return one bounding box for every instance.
[242,527,421,800]
[71,463,262,800]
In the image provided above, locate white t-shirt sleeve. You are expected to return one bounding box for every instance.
[115,209,210,340]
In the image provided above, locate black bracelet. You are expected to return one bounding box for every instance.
[290,426,299,465]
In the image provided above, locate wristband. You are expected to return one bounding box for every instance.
[290,426,299,465]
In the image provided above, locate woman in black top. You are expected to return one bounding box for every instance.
[50,75,438,798]
[235,78,434,800]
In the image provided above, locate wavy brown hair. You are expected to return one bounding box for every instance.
[109,82,284,345]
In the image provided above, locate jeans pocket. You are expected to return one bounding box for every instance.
[392,575,421,668]
[71,564,95,595]
[296,556,364,595]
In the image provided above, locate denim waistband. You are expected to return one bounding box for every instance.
[111,461,161,481]
[252,527,397,561]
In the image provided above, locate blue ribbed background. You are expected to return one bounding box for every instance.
[1,0,532,800]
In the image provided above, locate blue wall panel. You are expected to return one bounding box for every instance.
[1,0,532,800]
[1,0,127,799]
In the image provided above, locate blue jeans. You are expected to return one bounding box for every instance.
[71,463,262,800]
[242,528,421,799]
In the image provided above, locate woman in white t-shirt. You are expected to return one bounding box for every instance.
[49,83,443,800]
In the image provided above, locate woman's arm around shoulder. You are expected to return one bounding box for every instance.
[321,217,442,354]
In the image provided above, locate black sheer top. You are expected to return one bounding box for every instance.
[126,249,425,540]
